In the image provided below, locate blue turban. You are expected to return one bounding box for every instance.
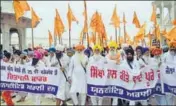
[84,49,91,58]
[142,47,149,54]
[48,48,56,52]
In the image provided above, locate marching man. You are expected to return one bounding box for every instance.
[161,41,176,105]
[54,44,70,106]
[68,44,88,105]
[105,41,121,105]
[30,50,45,105]
[87,44,106,105]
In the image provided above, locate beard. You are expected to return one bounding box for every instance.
[109,50,116,56]
[31,58,39,66]
[127,57,134,62]
[94,54,100,61]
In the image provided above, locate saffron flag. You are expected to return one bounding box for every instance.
[67,4,78,30]
[31,7,40,28]
[54,9,65,37]
[132,11,141,28]
[19,0,30,11]
[135,23,146,41]
[13,0,25,23]
[110,5,120,28]
[150,3,157,25]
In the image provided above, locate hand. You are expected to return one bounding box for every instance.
[68,77,72,84]
[60,67,64,71]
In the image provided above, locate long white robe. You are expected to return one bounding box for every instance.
[68,52,88,94]
[54,54,70,100]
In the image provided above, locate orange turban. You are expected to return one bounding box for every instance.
[151,48,162,56]
[75,44,85,51]
[169,41,176,49]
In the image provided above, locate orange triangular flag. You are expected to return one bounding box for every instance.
[31,7,40,28]
[90,11,101,33]
[132,11,141,28]
[54,9,65,37]
[150,3,157,25]
[135,23,146,40]
[13,0,25,23]
[111,4,120,28]
[48,30,53,47]
[67,4,78,30]
[19,0,30,11]
[167,27,176,41]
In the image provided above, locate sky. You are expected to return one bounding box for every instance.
[21,0,172,46]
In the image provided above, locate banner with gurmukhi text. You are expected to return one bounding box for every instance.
[0,62,63,95]
[160,63,176,96]
[87,62,163,101]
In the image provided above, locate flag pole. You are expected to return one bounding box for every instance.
[31,28,34,49]
[87,32,89,47]
[118,26,121,48]
[69,29,71,48]
[124,23,126,43]
[115,27,117,43]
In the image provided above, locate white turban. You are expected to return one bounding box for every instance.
[56,44,64,51]
[121,43,129,49]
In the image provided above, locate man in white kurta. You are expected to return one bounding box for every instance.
[160,41,176,105]
[13,50,28,102]
[105,41,121,105]
[87,44,106,105]
[149,47,167,105]
[121,48,141,106]
[68,44,88,105]
[54,44,70,105]
[27,50,45,105]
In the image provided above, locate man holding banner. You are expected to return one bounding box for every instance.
[105,41,121,105]
[87,44,106,105]
[160,41,176,105]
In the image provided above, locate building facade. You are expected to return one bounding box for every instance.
[153,0,176,46]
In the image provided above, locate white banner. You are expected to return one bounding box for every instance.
[160,63,176,96]
[0,61,63,95]
[87,62,162,101]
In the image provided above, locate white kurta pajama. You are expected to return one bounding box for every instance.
[105,52,123,106]
[137,56,153,105]
[121,59,141,106]
[68,52,88,105]
[87,54,106,105]
[52,54,70,101]
[26,60,45,105]
[159,51,176,105]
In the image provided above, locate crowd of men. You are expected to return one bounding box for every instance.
[0,40,176,106]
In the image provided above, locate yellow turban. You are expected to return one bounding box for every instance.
[93,44,102,51]
[108,41,118,49]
